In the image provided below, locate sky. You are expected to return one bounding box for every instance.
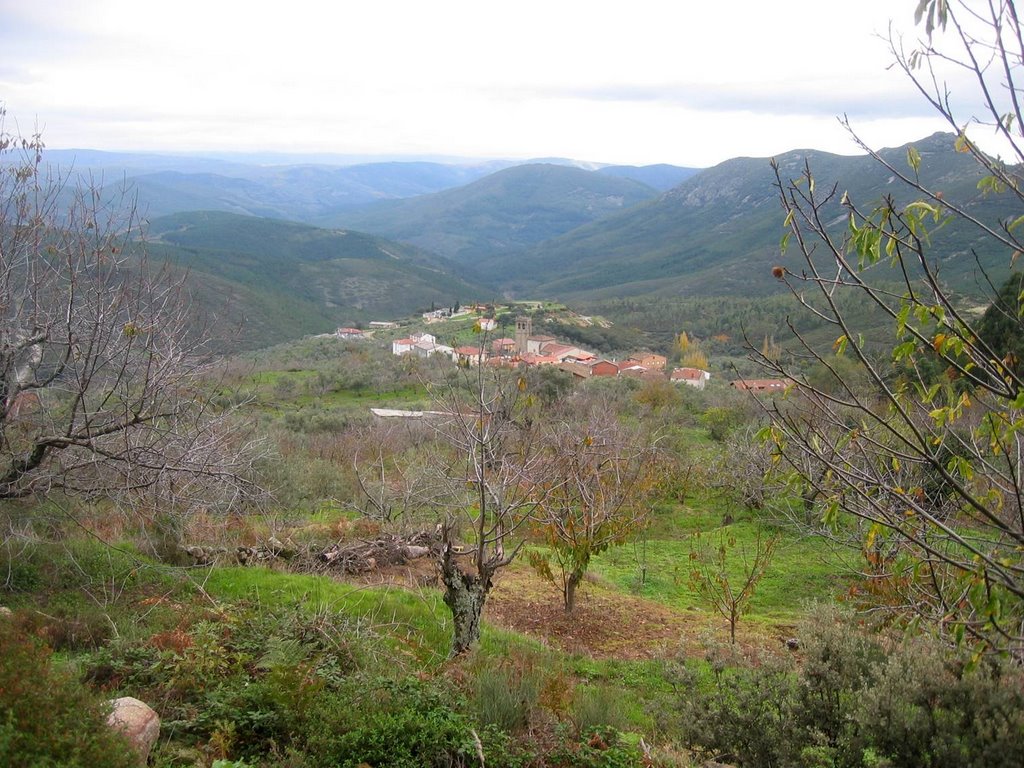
[0,0,966,167]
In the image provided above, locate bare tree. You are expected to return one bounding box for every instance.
[529,393,660,612]
[760,1,1024,658]
[428,361,548,656]
[0,112,262,534]
[350,419,449,524]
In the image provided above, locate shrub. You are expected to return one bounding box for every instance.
[572,684,633,736]
[547,725,649,768]
[677,608,1024,767]
[0,622,138,768]
[701,406,746,442]
[473,663,542,733]
[677,656,800,767]
[84,603,367,761]
[303,677,481,768]
[847,640,1024,768]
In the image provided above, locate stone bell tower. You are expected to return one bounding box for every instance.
[514,315,532,355]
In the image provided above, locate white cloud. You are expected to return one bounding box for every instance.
[0,0,960,165]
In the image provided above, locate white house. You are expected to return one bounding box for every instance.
[670,367,711,389]
[392,332,435,356]
[392,332,455,361]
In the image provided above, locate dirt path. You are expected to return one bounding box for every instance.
[485,568,716,659]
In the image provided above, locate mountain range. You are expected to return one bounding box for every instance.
[487,132,1014,302]
[35,149,695,223]
[51,133,1013,351]
[319,164,662,263]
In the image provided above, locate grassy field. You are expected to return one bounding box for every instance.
[594,500,847,622]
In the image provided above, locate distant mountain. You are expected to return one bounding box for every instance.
[597,164,701,191]
[493,133,1016,301]
[319,164,660,263]
[144,211,491,349]
[36,148,258,178]
[106,162,506,222]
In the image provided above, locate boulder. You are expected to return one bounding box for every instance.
[107,696,160,765]
[0,606,12,618]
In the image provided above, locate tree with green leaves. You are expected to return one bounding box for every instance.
[759,0,1024,659]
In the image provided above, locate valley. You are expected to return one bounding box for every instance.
[3,98,1024,768]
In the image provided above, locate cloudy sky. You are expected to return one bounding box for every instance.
[0,0,959,167]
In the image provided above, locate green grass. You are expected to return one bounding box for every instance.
[201,566,541,667]
[290,385,428,409]
[594,498,847,622]
[0,538,197,651]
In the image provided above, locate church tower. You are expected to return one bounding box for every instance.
[514,315,532,355]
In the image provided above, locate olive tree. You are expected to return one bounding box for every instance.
[760,1,1024,658]
[0,113,262,533]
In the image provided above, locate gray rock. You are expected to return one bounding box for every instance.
[107,696,160,765]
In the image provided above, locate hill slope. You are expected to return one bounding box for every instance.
[145,211,491,349]
[494,133,1016,301]
[318,164,659,263]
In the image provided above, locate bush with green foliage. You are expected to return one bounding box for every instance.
[0,622,139,768]
[677,609,1024,767]
[546,725,650,768]
[571,684,633,736]
[86,604,365,760]
[303,677,499,768]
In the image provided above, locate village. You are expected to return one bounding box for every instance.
[336,304,792,393]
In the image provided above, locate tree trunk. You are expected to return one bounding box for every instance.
[564,570,583,613]
[440,552,492,657]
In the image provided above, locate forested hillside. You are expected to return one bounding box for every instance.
[491,132,1016,301]
[144,211,490,348]
[320,163,660,262]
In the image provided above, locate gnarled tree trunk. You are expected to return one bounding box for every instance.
[439,538,494,656]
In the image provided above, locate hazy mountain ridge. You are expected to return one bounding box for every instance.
[33,149,696,226]
[114,163,505,221]
[319,163,661,263]
[597,163,701,191]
